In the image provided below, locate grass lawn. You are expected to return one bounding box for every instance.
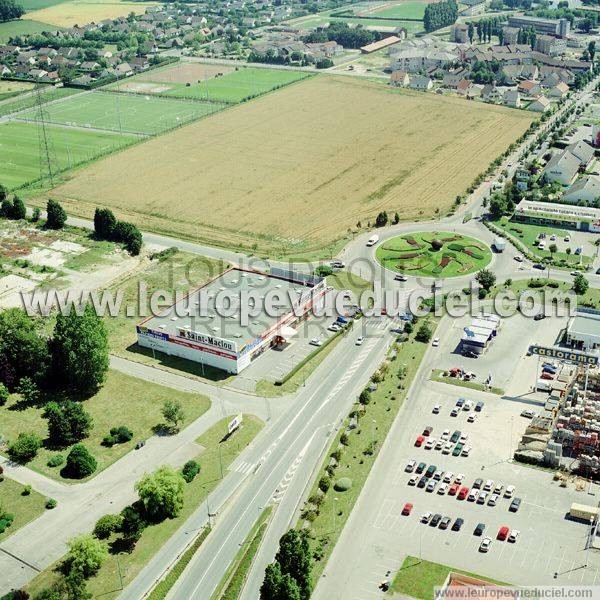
[430,368,504,395]
[287,13,423,30]
[493,278,600,310]
[0,86,81,118]
[376,232,492,278]
[18,90,223,135]
[0,121,138,190]
[391,556,509,598]
[0,80,36,102]
[103,249,232,383]
[327,270,372,297]
[0,18,60,42]
[212,505,273,600]
[0,477,47,542]
[298,320,436,581]
[369,1,426,19]
[26,415,264,599]
[0,370,210,482]
[493,217,593,267]
[162,68,311,103]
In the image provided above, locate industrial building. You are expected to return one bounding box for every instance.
[513,200,600,232]
[507,15,570,38]
[461,313,501,355]
[136,267,327,374]
[566,308,600,351]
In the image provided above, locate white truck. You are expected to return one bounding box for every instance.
[366,234,379,247]
[493,238,506,253]
[569,503,600,522]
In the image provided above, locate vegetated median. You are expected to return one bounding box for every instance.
[430,368,505,396]
[212,505,273,600]
[390,556,510,599]
[294,318,437,582]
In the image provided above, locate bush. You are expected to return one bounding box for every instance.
[8,432,42,463]
[314,265,333,277]
[415,321,433,343]
[63,444,97,479]
[181,460,200,483]
[93,514,123,539]
[330,449,342,463]
[102,425,133,447]
[46,498,57,509]
[0,382,8,406]
[47,454,64,468]
[0,512,14,534]
[22,485,32,496]
[45,199,67,230]
[318,476,330,494]
[333,477,352,492]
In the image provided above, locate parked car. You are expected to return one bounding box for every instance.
[474,523,486,536]
[408,474,419,485]
[441,429,450,440]
[432,337,440,347]
[534,313,546,321]
[504,485,515,498]
[454,474,465,484]
[405,460,416,472]
[432,404,441,414]
[508,529,520,543]
[475,401,484,412]
[438,483,449,495]
[417,476,428,488]
[483,479,494,491]
[443,471,454,483]
[309,338,323,346]
[450,430,461,443]
[467,414,476,423]
[433,470,443,481]
[462,349,478,358]
[488,493,499,507]
[425,465,437,478]
[442,442,453,454]
[540,371,554,380]
[430,513,442,527]
[494,483,503,495]
[473,478,483,489]
[520,409,537,419]
[402,502,413,516]
[355,337,364,346]
[456,398,465,408]
[421,512,432,524]
[477,491,488,505]
[514,255,523,262]
[416,462,426,474]
[394,273,408,282]
[425,438,436,450]
[459,433,469,443]
[479,537,492,552]
[448,483,459,496]
[439,516,451,530]
[450,408,459,417]
[452,444,463,457]
[458,486,469,500]
[533,263,545,270]
[423,426,433,437]
[461,445,471,457]
[497,526,510,541]
[468,489,479,502]
[509,497,522,512]
[435,439,444,450]
[415,435,425,447]
[452,517,464,531]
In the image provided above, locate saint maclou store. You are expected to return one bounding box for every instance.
[136,267,327,374]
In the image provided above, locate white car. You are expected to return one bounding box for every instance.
[435,439,444,450]
[494,483,503,495]
[405,460,416,472]
[508,529,520,543]
[461,445,471,457]
[550,234,557,241]
[484,479,494,491]
[443,471,454,483]
[408,474,419,485]
[426,479,437,492]
[309,338,322,346]
[514,255,523,262]
[477,491,488,505]
[488,493,499,507]
[564,236,571,243]
[432,337,440,347]
[432,404,441,414]
[425,438,436,450]
[328,324,340,332]
[520,409,537,419]
[479,537,492,552]
[438,483,449,495]
[355,337,364,346]
[459,433,469,443]
[463,401,472,411]
[421,512,432,523]
[467,414,476,423]
[454,473,465,484]
[442,442,453,454]
[468,489,479,502]
[504,485,516,498]
[441,429,450,440]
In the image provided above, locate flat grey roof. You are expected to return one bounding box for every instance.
[140,268,316,350]
[568,313,600,339]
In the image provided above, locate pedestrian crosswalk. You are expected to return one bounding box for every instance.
[232,460,255,475]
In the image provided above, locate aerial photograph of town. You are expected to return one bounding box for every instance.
[3,0,600,597]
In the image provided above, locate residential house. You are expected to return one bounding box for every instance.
[390,69,409,87]
[542,150,580,184]
[115,62,133,77]
[482,83,502,103]
[528,95,551,112]
[518,80,542,96]
[456,78,472,95]
[568,140,595,168]
[442,67,469,88]
[28,68,48,79]
[548,81,569,98]
[504,89,521,108]
[409,75,433,90]
[561,175,600,204]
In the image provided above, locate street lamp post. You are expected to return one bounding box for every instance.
[332,497,338,532]
[585,516,594,567]
[371,419,377,448]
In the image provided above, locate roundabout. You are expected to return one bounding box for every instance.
[375,231,492,278]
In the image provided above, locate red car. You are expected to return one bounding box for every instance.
[402,502,413,516]
[457,486,469,500]
[422,426,433,437]
[415,435,425,447]
[540,372,554,380]
[497,526,509,541]
[448,483,459,496]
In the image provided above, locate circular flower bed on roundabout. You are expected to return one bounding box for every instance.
[375,231,492,278]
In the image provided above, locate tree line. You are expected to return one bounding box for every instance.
[303,21,380,49]
[423,0,458,33]
[0,0,23,23]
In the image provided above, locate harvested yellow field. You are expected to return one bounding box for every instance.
[25,0,157,27]
[49,76,533,257]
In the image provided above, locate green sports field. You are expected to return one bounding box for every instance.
[0,121,138,189]
[0,86,81,118]
[160,68,311,103]
[17,90,223,134]
[369,1,427,19]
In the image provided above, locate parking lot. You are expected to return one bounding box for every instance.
[317,311,600,600]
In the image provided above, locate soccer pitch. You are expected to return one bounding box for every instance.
[17,91,222,134]
[0,121,138,189]
[160,68,311,103]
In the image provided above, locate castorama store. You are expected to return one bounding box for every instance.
[136,267,327,374]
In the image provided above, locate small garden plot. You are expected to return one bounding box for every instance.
[376,231,491,277]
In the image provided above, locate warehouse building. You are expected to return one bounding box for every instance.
[507,15,570,38]
[566,308,600,351]
[513,200,600,232]
[136,267,327,374]
[461,313,501,355]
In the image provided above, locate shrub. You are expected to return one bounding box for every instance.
[330,450,342,463]
[8,432,42,463]
[314,265,333,277]
[45,199,67,230]
[359,389,371,405]
[47,454,64,468]
[0,382,8,406]
[22,485,32,496]
[93,514,123,539]
[63,444,97,479]
[102,425,133,447]
[0,512,14,534]
[318,476,330,494]
[181,460,200,483]
[46,498,57,509]
[333,477,353,492]
[340,432,349,446]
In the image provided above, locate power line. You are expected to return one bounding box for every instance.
[35,85,57,186]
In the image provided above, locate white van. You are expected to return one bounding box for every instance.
[366,234,379,247]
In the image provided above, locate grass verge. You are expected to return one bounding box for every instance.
[326,270,372,297]
[26,415,264,599]
[390,556,510,598]
[212,506,273,600]
[296,321,436,581]
[0,477,46,542]
[430,369,504,396]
